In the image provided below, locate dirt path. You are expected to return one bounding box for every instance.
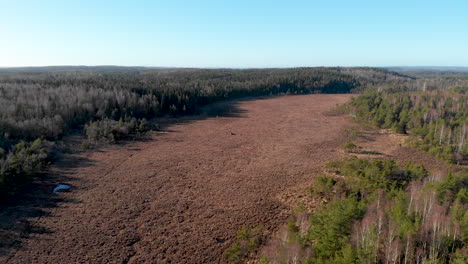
[2,94,354,264]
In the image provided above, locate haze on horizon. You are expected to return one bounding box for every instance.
[1,0,467,68]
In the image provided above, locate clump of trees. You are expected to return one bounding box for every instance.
[350,90,468,163]
[261,158,467,264]
[0,139,52,200]
[82,117,150,147]
[0,81,160,141]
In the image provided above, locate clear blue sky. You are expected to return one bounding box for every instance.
[1,0,467,67]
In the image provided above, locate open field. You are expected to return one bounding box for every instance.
[2,2,467,263]
[1,94,354,263]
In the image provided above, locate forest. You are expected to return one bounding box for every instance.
[260,158,467,264]
[0,67,408,198]
[349,89,467,164]
[1,67,467,197]
[0,67,408,142]
[0,67,466,263]
[253,74,467,264]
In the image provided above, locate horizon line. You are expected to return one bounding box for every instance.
[1,65,468,70]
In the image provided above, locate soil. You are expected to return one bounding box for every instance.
[1,94,355,264]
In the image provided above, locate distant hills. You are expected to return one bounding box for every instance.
[1,65,468,76]
[386,66,468,71]
[0,65,174,74]
[385,67,468,77]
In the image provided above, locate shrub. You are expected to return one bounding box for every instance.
[224,242,242,264]
[310,176,337,196]
[341,142,358,153]
[0,139,53,199]
[224,227,264,264]
[84,117,151,145]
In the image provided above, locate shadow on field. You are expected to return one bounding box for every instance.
[154,96,251,132]
[0,95,251,260]
[0,155,91,259]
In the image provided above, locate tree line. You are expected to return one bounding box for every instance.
[0,67,406,142]
[349,89,467,164]
[0,67,408,200]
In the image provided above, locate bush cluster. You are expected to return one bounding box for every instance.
[326,158,426,194]
[341,142,358,153]
[0,139,52,199]
[224,227,264,264]
[83,117,150,146]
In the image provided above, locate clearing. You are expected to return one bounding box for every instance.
[1,94,354,264]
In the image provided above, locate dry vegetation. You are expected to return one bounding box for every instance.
[0,67,406,201]
[1,67,467,263]
[1,94,354,263]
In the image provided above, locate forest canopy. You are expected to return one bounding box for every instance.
[0,67,407,143]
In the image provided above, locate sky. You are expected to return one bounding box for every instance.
[0,0,467,68]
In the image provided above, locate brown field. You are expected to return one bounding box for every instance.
[1,94,357,263]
